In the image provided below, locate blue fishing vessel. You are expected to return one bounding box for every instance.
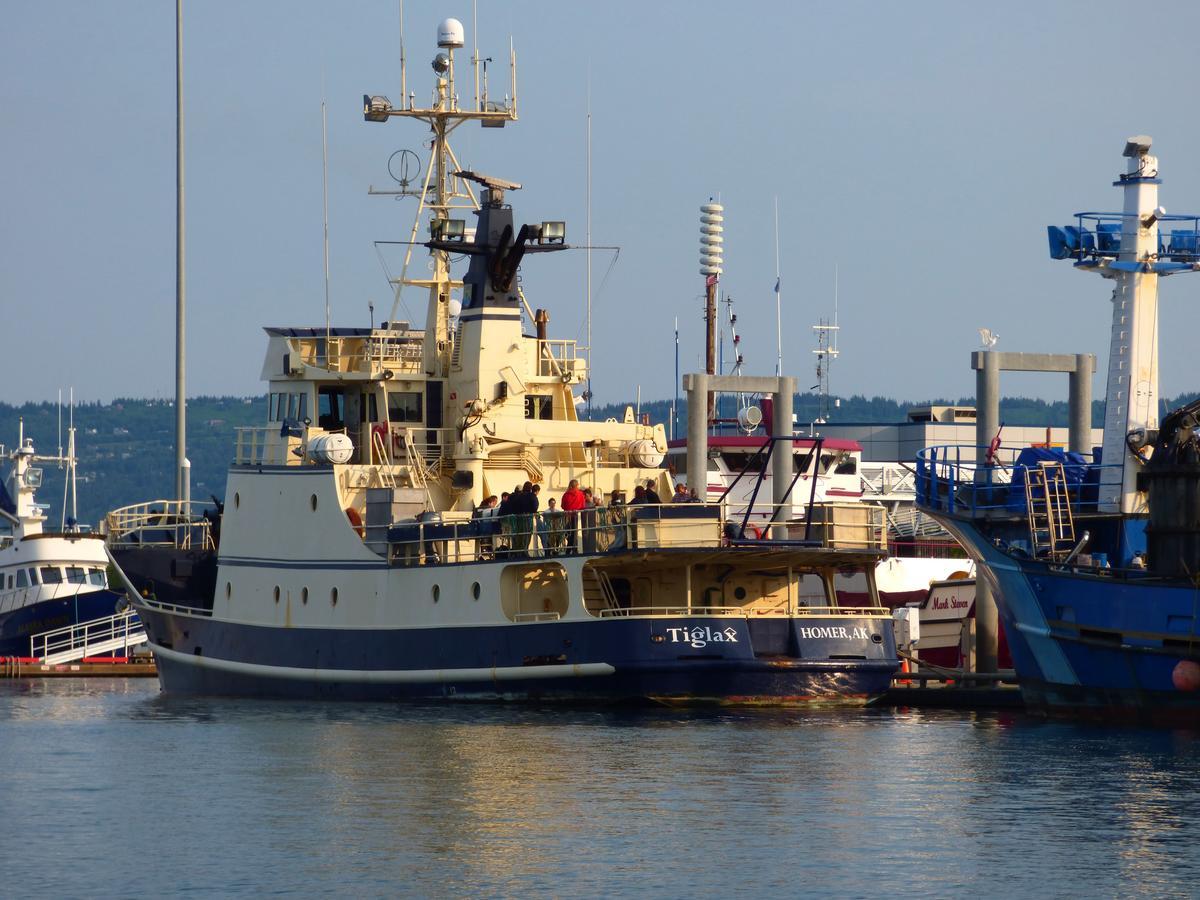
[917,136,1200,724]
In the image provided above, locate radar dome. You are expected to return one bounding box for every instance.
[438,18,465,48]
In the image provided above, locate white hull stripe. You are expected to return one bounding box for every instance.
[149,642,616,684]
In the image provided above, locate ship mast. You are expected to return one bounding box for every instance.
[1047,136,1200,514]
[367,15,517,377]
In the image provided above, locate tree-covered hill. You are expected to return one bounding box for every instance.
[3,390,1195,527]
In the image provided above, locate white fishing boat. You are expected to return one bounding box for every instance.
[0,422,122,657]
[129,14,901,704]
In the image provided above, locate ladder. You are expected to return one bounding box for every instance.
[1025,462,1076,560]
[370,428,397,489]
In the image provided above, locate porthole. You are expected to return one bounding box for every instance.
[331,587,339,606]
[234,492,240,509]
[225,581,232,600]
[471,581,481,601]
[273,586,280,604]
[432,584,440,603]
[734,586,747,601]
[310,494,318,511]
[301,587,309,605]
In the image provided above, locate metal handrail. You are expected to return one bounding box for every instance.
[596,605,744,618]
[136,596,214,618]
[104,500,215,551]
[31,610,145,662]
[385,500,886,567]
[915,444,1122,519]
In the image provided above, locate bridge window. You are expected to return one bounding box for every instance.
[318,387,345,430]
[833,453,857,475]
[66,566,87,585]
[15,570,27,588]
[89,569,106,586]
[524,395,553,420]
[40,567,63,585]
[387,390,423,423]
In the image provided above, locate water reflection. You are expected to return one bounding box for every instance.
[0,682,1197,895]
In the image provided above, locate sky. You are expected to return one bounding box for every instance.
[5,0,1200,409]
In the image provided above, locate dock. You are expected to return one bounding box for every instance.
[881,669,1025,709]
[1,657,158,679]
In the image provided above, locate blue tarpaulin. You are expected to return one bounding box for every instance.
[1006,447,1090,513]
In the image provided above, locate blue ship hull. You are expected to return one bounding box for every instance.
[0,589,125,658]
[135,604,899,705]
[941,518,1200,726]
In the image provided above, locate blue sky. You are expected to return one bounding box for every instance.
[5,1,1200,408]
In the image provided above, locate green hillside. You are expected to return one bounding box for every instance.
[3,390,1195,527]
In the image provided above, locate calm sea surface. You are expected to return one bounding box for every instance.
[1,679,1197,898]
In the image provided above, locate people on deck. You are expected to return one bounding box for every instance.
[561,479,586,512]
[644,479,661,504]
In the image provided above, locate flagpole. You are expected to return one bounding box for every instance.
[673,316,680,441]
[774,196,782,377]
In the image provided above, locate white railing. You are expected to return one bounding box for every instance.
[31,610,147,664]
[511,611,564,622]
[105,500,215,551]
[596,606,743,618]
[385,501,887,567]
[290,334,424,375]
[859,463,917,500]
[234,427,296,465]
[536,339,585,379]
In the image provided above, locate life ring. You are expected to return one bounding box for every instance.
[344,506,364,538]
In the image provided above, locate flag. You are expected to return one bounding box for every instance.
[705,273,718,288]
[774,276,780,293]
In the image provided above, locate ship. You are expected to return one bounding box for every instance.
[916,135,1200,724]
[129,14,900,704]
[0,422,124,657]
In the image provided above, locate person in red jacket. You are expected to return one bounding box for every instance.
[561,479,586,512]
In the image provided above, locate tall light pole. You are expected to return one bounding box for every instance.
[175,0,189,505]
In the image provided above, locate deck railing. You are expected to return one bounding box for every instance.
[379,501,884,567]
[104,500,216,551]
[536,339,586,378]
[915,444,1123,519]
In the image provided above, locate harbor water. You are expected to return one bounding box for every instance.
[2,680,1197,897]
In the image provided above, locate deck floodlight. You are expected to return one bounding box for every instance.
[432,53,450,76]
[364,94,392,122]
[431,218,467,241]
[539,221,566,244]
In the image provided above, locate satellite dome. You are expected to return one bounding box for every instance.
[438,18,465,48]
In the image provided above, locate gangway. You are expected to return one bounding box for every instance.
[30,611,148,665]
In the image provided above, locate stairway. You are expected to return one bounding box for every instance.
[31,611,148,665]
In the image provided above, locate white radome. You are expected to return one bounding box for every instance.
[438,18,465,48]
